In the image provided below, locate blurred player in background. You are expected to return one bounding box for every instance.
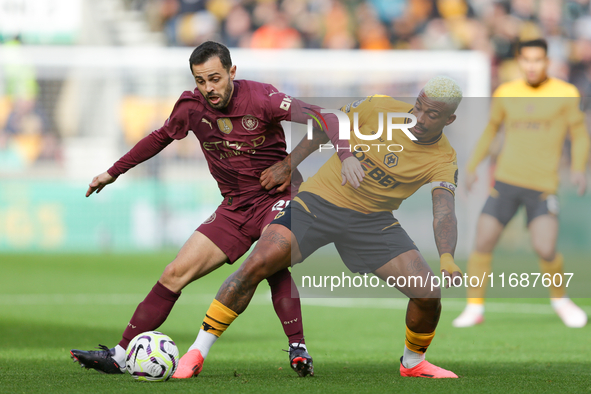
[70,41,364,376]
[454,39,590,328]
[173,76,464,379]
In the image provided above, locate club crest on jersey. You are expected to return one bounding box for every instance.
[217,118,233,134]
[242,115,259,131]
[384,152,399,168]
[203,213,216,224]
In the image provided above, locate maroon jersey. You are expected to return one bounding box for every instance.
[108,79,351,208]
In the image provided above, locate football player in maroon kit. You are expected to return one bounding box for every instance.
[70,41,364,378]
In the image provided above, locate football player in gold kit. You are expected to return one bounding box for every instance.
[453,39,590,328]
[174,76,464,379]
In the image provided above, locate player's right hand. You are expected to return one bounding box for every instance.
[440,253,462,289]
[341,156,365,189]
[571,171,587,196]
[465,171,477,192]
[86,172,116,197]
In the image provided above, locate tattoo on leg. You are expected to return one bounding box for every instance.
[406,256,424,275]
[214,228,290,314]
[215,269,256,315]
[260,229,290,252]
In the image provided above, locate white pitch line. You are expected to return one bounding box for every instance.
[1,293,589,315]
[299,298,590,315]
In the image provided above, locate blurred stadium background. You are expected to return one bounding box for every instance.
[0,0,590,259]
[2,2,591,392]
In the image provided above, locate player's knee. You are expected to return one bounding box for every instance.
[160,260,192,289]
[535,246,556,262]
[413,294,441,311]
[415,297,441,312]
[475,236,496,254]
[241,253,275,284]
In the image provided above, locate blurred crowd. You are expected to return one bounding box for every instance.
[3,0,591,169]
[135,0,591,90]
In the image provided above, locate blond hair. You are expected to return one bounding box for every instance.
[422,76,463,111]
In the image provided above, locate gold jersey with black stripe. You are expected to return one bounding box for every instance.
[467,77,590,193]
[299,96,458,214]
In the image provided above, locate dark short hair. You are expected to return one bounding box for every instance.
[189,41,232,72]
[518,39,548,55]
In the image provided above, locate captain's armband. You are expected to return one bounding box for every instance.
[431,181,456,196]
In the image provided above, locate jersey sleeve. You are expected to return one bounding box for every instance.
[466,89,506,173]
[107,94,193,177]
[107,128,173,177]
[564,94,590,173]
[265,85,353,161]
[160,95,192,140]
[429,157,458,196]
[340,97,370,123]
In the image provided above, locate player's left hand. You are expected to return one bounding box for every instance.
[571,171,587,196]
[260,157,291,192]
[341,156,365,189]
[440,253,462,289]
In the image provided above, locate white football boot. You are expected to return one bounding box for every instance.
[452,303,484,327]
[551,297,587,328]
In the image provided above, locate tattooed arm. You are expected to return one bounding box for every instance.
[432,188,462,286]
[260,125,364,191]
[432,188,457,256]
[259,125,329,192]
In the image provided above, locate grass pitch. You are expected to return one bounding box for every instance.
[1,253,590,393]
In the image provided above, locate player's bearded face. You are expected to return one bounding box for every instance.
[410,94,456,142]
[191,57,236,110]
[518,47,548,86]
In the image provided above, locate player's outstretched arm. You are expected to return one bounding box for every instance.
[432,188,462,287]
[566,102,590,196]
[465,96,505,191]
[260,126,329,192]
[86,171,116,197]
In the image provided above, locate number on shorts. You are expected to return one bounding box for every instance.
[272,199,290,211]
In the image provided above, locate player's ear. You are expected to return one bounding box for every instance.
[229,65,237,80]
[445,113,456,126]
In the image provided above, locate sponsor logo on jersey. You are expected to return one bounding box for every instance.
[242,115,259,131]
[354,151,402,189]
[217,118,233,134]
[201,118,213,129]
[202,136,266,160]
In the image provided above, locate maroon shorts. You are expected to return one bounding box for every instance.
[196,193,291,263]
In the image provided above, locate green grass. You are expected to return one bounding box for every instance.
[1,253,591,393]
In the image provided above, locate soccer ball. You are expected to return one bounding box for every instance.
[125,331,179,381]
